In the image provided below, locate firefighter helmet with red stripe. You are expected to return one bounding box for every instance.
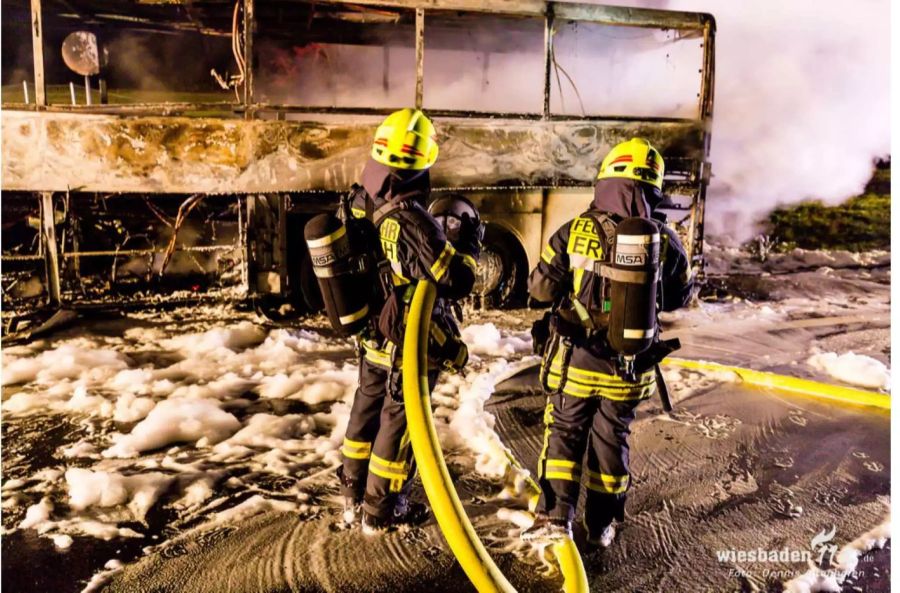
[597,137,665,190]
[371,108,439,171]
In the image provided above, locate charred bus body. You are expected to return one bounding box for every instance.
[1,0,715,320]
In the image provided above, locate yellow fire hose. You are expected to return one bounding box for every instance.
[663,357,890,411]
[400,287,886,591]
[495,357,889,412]
[402,281,588,593]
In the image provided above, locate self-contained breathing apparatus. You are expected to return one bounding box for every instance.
[304,189,396,337]
[534,213,681,411]
[304,187,472,379]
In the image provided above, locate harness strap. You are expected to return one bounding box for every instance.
[349,184,372,221]
[598,265,658,284]
[571,299,593,328]
[385,343,401,401]
[373,200,410,227]
[371,198,416,293]
[561,209,616,333]
[539,332,559,392]
[554,339,575,396]
[583,210,618,245]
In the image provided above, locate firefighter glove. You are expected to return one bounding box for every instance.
[455,212,483,260]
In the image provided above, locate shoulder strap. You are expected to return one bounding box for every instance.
[581,209,619,254]
[373,199,412,227]
[341,183,370,221]
[350,184,374,221]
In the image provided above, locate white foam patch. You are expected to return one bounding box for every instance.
[66,468,174,522]
[447,361,516,478]
[461,323,532,357]
[80,559,126,593]
[19,497,53,530]
[62,440,100,459]
[161,321,267,355]
[0,318,325,523]
[2,345,133,416]
[54,519,143,541]
[2,321,356,421]
[440,346,537,500]
[496,507,535,530]
[214,413,317,454]
[312,401,353,464]
[166,373,256,401]
[807,351,891,391]
[260,328,336,352]
[256,362,357,403]
[103,399,241,458]
[2,342,131,387]
[111,393,157,423]
[51,534,74,549]
[661,365,739,403]
[172,477,218,510]
[109,368,160,395]
[2,316,362,551]
[783,508,891,593]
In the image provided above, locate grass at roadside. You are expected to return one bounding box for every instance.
[765,162,890,252]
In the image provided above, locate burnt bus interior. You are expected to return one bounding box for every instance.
[0,0,715,329]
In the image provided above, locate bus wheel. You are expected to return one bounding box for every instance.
[477,225,528,309]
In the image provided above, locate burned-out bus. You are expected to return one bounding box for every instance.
[1,0,715,321]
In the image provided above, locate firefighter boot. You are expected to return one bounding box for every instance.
[361,510,391,536]
[337,465,364,526]
[583,516,617,548]
[360,496,429,535]
[392,493,429,527]
[342,495,362,526]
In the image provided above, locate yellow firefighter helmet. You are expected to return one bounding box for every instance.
[371,108,439,170]
[597,137,665,190]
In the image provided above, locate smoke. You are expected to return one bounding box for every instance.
[255,15,694,115]
[255,15,548,112]
[256,1,889,239]
[104,32,232,92]
[257,40,417,108]
[549,21,704,118]
[601,0,890,239]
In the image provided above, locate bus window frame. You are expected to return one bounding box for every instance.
[9,0,715,127]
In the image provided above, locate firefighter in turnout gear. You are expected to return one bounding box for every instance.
[337,108,481,535]
[522,138,693,545]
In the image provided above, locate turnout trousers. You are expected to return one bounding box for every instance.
[339,352,438,519]
[535,346,652,533]
[535,393,641,532]
[537,347,656,533]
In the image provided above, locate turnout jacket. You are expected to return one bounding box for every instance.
[351,159,477,369]
[528,177,694,399]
